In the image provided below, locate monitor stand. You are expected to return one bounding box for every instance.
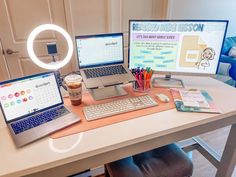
[152,74,184,88]
[88,85,127,101]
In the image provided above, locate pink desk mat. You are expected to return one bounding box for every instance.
[51,85,175,139]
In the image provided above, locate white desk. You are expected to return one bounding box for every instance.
[0,76,236,177]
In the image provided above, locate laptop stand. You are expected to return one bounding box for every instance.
[88,85,127,100]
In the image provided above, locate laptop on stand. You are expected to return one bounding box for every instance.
[75,33,136,89]
[0,72,80,147]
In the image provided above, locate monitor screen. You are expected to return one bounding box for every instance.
[76,33,124,68]
[129,20,228,74]
[0,72,62,122]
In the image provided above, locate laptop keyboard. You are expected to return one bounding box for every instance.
[84,65,127,79]
[11,106,69,134]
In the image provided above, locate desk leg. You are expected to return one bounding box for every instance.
[216,124,236,177]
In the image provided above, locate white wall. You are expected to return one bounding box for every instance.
[64,0,167,68]
[167,0,236,37]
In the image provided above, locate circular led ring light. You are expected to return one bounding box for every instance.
[27,24,73,70]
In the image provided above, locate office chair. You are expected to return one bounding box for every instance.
[105,143,193,177]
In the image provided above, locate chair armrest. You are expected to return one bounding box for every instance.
[219,55,236,80]
[217,62,231,76]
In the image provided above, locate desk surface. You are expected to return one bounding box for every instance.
[1,76,236,177]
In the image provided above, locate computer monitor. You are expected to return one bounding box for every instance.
[129,20,228,87]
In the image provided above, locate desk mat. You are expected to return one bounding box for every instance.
[51,85,175,139]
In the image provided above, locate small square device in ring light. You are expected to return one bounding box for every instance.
[47,42,58,55]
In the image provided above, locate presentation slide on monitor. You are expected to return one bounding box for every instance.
[129,21,227,74]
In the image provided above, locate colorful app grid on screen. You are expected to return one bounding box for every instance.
[0,73,62,121]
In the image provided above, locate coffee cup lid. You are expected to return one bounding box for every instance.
[64,74,82,83]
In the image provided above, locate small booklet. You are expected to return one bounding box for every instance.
[170,88,221,114]
[179,89,210,108]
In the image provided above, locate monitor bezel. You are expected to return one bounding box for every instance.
[128,19,229,76]
[0,72,63,123]
[75,33,125,69]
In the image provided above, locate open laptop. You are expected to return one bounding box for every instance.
[75,33,136,89]
[0,72,80,147]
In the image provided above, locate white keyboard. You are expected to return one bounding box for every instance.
[83,95,158,121]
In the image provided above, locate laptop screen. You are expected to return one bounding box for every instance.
[0,72,62,122]
[76,33,124,68]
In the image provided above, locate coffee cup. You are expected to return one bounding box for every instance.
[64,74,82,106]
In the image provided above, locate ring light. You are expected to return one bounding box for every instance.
[27,24,73,70]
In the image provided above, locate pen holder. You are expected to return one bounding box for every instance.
[132,79,151,92]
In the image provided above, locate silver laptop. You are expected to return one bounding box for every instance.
[0,72,80,147]
[75,33,136,89]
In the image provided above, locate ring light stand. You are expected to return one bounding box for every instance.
[27,24,73,70]
[27,24,73,97]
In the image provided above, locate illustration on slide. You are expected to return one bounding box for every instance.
[179,36,207,68]
[196,47,216,70]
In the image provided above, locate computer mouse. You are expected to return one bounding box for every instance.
[156,93,170,103]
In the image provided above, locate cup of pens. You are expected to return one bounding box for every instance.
[131,67,153,92]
